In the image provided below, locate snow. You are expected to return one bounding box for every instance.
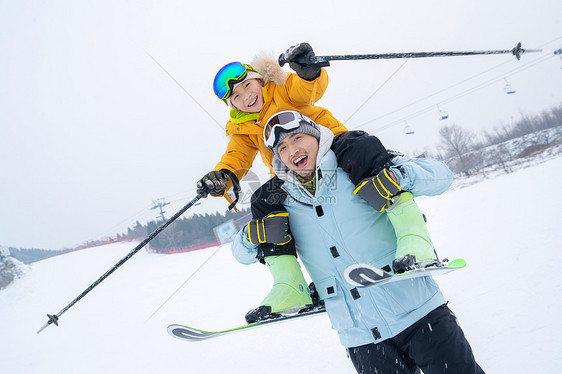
[1,157,562,373]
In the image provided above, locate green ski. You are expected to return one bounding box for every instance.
[168,307,327,341]
[344,258,466,288]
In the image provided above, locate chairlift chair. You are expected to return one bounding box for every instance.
[403,121,415,135]
[554,47,561,69]
[504,78,516,94]
[437,105,449,120]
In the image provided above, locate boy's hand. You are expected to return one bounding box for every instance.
[353,169,402,212]
[247,211,292,246]
[196,170,228,196]
[284,42,316,65]
[284,42,322,81]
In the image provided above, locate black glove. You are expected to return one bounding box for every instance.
[247,211,292,246]
[284,42,322,81]
[196,170,228,196]
[353,169,402,212]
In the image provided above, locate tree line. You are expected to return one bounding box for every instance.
[8,207,251,263]
[7,247,59,264]
[121,208,251,250]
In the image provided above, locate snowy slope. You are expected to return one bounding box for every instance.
[1,157,561,373]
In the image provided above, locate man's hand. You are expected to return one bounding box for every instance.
[247,211,292,245]
[353,169,402,212]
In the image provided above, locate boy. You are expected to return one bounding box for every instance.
[196,43,347,209]
[196,44,348,313]
[232,111,484,373]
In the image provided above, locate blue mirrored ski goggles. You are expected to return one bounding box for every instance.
[213,62,257,100]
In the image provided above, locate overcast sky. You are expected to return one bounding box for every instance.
[1,0,561,249]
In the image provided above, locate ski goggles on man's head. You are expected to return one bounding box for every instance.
[213,62,257,100]
[264,111,318,150]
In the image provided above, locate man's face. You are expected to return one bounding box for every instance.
[230,79,264,113]
[277,133,319,181]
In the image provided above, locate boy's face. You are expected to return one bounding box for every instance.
[277,133,319,182]
[230,79,264,113]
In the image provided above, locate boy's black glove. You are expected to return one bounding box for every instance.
[353,169,402,212]
[196,170,228,196]
[247,211,292,246]
[284,42,322,81]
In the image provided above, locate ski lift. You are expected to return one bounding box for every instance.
[403,121,415,135]
[437,105,449,120]
[555,47,562,69]
[504,78,516,94]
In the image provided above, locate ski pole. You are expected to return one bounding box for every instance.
[278,42,542,67]
[37,189,209,333]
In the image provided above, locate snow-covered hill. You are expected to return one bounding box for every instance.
[445,126,562,187]
[1,156,561,373]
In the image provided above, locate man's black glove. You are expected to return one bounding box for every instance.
[353,169,402,212]
[196,170,228,196]
[247,211,292,246]
[284,42,322,81]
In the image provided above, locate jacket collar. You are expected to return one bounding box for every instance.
[225,84,274,136]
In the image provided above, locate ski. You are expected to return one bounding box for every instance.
[168,306,327,342]
[168,259,465,342]
[344,258,466,288]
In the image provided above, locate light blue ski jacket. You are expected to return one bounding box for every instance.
[232,126,453,348]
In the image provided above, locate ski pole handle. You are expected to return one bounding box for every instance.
[278,53,330,68]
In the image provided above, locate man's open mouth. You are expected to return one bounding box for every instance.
[293,155,307,168]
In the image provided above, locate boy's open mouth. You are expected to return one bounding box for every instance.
[247,96,257,107]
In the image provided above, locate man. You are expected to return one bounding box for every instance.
[232,111,484,373]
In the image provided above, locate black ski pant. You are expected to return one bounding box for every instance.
[347,304,485,374]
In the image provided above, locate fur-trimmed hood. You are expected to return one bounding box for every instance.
[251,53,287,86]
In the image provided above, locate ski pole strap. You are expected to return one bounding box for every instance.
[353,169,401,212]
[219,169,241,211]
